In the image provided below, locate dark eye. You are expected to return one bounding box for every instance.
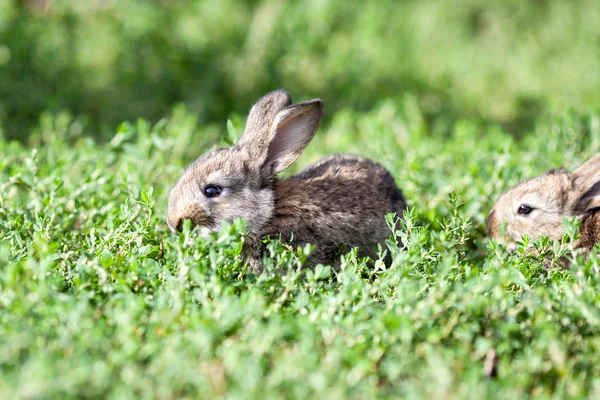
[518,204,533,215]
[203,184,222,198]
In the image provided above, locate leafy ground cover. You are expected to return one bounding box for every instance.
[2,104,600,398]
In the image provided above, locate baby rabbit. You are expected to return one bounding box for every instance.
[167,90,406,273]
[486,154,600,255]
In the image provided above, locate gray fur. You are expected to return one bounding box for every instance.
[167,90,407,273]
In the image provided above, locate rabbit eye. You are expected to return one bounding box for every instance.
[203,184,222,198]
[517,204,533,215]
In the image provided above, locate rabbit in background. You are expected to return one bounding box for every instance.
[167,90,407,273]
[486,153,600,256]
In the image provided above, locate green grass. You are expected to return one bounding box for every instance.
[3,104,600,399]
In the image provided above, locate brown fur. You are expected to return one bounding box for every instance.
[167,90,406,273]
[576,213,600,255]
[486,154,600,256]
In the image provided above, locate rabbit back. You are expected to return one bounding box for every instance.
[253,154,406,269]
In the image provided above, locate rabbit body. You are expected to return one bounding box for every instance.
[167,90,406,273]
[575,213,600,255]
[486,154,600,255]
[250,154,406,272]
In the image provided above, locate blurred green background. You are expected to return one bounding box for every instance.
[1,0,599,141]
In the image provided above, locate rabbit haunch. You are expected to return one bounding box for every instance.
[486,153,600,254]
[167,89,406,272]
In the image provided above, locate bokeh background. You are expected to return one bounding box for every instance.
[2,0,599,141]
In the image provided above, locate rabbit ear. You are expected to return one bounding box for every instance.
[238,90,293,156]
[573,154,600,213]
[574,153,600,180]
[238,91,324,174]
[574,180,600,213]
[263,99,324,174]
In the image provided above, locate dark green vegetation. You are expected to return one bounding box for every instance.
[1,0,599,140]
[3,1,600,399]
[3,108,600,398]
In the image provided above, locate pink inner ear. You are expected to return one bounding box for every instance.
[265,106,321,173]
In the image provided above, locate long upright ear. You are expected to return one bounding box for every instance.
[237,90,293,158]
[262,99,324,174]
[574,153,600,179]
[573,153,600,213]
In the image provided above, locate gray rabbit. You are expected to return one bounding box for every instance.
[167,90,406,273]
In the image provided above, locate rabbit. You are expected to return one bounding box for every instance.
[167,89,407,273]
[486,153,600,256]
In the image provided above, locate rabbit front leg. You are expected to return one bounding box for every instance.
[242,236,265,274]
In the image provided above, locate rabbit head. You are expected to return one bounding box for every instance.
[167,90,324,236]
[486,154,600,248]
